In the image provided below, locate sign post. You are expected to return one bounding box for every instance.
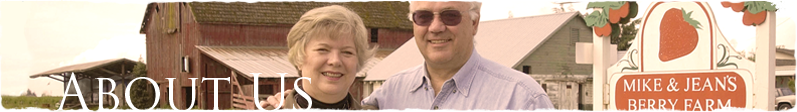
[592,26,611,111]
[591,2,777,111]
[754,11,776,111]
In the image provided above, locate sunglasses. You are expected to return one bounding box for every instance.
[411,10,463,26]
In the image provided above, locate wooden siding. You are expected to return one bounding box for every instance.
[144,2,410,109]
[516,17,593,75]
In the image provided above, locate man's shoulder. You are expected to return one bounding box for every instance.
[376,64,424,90]
[477,58,537,82]
[476,58,545,95]
[385,64,424,82]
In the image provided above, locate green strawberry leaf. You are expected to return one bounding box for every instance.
[608,1,626,10]
[681,8,702,29]
[585,10,608,27]
[745,1,777,14]
[586,2,625,10]
[586,2,607,9]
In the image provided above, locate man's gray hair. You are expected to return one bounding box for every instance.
[407,2,482,22]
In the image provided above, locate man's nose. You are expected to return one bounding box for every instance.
[428,15,446,34]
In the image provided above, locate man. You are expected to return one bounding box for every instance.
[358,1,552,110]
[263,1,553,110]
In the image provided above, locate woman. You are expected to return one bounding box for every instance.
[261,5,375,110]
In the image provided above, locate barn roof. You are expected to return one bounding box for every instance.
[365,12,584,81]
[197,46,389,78]
[777,48,794,57]
[30,58,137,80]
[140,1,412,34]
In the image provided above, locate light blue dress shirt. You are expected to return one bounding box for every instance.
[362,50,554,110]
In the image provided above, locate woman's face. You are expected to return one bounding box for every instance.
[300,32,359,98]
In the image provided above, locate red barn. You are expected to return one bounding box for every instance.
[139,2,412,109]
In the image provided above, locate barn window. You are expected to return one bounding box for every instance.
[259,85,274,95]
[370,28,378,43]
[181,56,189,72]
[522,65,531,74]
[542,84,547,92]
[571,28,580,43]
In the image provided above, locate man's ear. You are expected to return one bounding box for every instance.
[472,18,480,36]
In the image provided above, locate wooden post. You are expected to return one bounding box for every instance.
[754,11,776,111]
[592,25,611,111]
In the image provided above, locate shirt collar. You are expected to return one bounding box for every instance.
[409,49,481,97]
[409,65,429,93]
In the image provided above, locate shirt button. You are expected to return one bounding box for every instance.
[425,87,428,91]
[453,90,457,93]
[434,106,439,110]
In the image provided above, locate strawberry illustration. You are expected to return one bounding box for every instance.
[608,2,630,24]
[721,0,744,12]
[722,0,789,26]
[594,24,612,37]
[743,10,767,26]
[659,8,701,62]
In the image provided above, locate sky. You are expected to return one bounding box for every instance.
[1,1,795,96]
[1,1,148,96]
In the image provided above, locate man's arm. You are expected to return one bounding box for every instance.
[360,85,383,109]
[528,93,555,110]
[259,89,291,109]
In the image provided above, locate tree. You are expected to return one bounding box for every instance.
[612,18,641,51]
[129,61,156,108]
[789,80,795,92]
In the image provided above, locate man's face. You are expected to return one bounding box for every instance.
[410,1,479,66]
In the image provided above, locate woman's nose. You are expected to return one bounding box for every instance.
[326,52,342,67]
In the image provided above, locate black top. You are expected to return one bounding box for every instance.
[294,87,351,109]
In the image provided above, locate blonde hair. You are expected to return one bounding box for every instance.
[287,5,376,73]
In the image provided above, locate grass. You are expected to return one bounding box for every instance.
[2,95,62,110]
[2,95,230,110]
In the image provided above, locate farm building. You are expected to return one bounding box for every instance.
[139,2,412,109]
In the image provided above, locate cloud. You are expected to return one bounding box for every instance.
[41,35,144,97]
[61,34,146,67]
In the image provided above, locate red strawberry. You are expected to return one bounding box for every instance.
[721,1,731,7]
[609,2,630,24]
[659,8,700,62]
[742,10,767,26]
[594,25,612,37]
[721,1,745,12]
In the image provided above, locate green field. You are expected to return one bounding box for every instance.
[2,95,208,110]
[2,95,62,110]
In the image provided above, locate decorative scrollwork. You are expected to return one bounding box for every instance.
[617,49,639,72]
[717,44,742,69]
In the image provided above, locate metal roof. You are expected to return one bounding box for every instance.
[197,46,385,78]
[776,65,795,76]
[364,39,424,81]
[141,2,412,34]
[30,58,137,78]
[777,48,795,57]
[365,12,582,81]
